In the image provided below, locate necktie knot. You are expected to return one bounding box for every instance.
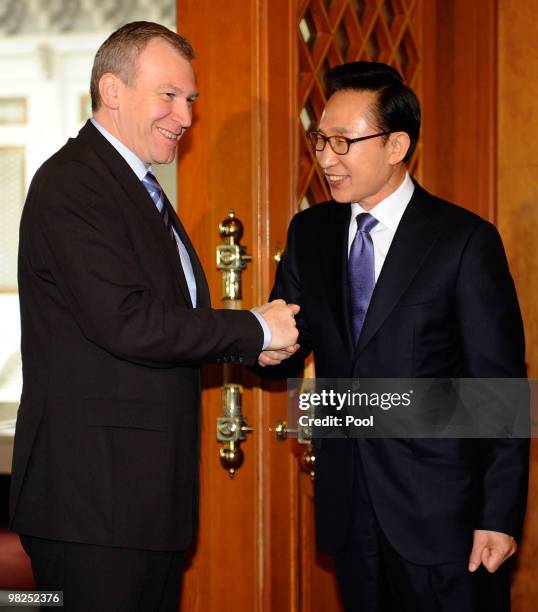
[142,171,159,188]
[355,212,378,234]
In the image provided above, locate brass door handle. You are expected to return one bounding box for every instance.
[271,418,312,445]
[271,419,297,442]
[215,212,253,478]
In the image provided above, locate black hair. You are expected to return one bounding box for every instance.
[325,61,420,162]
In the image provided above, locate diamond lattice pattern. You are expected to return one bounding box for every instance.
[298,0,421,208]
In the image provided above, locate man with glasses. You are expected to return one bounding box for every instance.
[256,62,528,611]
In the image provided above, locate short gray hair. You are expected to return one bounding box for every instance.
[90,21,195,111]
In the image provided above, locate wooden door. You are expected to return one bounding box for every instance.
[176,1,536,611]
[176,2,301,609]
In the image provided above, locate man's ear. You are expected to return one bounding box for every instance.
[388,131,411,165]
[98,73,121,110]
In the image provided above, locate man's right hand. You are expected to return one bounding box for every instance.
[254,299,300,349]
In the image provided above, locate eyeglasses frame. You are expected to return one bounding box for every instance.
[307,130,392,155]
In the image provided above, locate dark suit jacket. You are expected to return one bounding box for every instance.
[258,182,529,565]
[10,120,263,551]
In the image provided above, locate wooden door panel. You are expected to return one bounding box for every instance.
[297,0,423,211]
[177,1,264,610]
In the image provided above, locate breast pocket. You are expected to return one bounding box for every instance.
[398,284,443,307]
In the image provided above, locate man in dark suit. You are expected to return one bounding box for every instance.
[10,21,299,611]
[257,62,528,611]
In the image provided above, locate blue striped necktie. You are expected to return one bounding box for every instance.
[142,172,176,246]
[348,213,378,345]
[141,170,197,307]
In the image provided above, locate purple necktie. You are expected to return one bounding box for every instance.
[348,213,378,345]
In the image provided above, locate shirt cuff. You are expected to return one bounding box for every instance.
[251,309,271,350]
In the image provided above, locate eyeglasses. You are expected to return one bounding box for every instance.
[307,130,391,155]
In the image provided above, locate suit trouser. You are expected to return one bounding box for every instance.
[20,535,185,612]
[333,448,510,612]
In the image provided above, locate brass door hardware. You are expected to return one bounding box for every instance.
[272,419,315,481]
[216,211,253,477]
[216,211,252,307]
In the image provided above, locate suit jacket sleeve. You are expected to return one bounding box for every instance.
[455,220,529,539]
[31,161,263,367]
[252,214,312,380]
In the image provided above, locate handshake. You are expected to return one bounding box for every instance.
[254,299,301,368]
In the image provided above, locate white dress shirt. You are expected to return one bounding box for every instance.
[348,172,415,282]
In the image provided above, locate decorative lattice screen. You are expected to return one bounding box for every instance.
[297,0,421,209]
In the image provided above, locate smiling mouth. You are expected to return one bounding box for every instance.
[157,127,181,141]
[325,174,347,186]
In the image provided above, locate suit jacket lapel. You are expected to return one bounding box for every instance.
[165,199,211,308]
[323,203,355,356]
[79,121,195,307]
[355,184,444,358]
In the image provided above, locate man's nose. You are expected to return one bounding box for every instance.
[171,100,192,129]
[316,144,338,169]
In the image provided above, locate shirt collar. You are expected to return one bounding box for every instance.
[351,171,415,232]
[90,117,153,181]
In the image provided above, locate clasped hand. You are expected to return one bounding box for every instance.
[254,299,301,367]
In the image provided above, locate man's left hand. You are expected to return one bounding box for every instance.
[468,529,517,573]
